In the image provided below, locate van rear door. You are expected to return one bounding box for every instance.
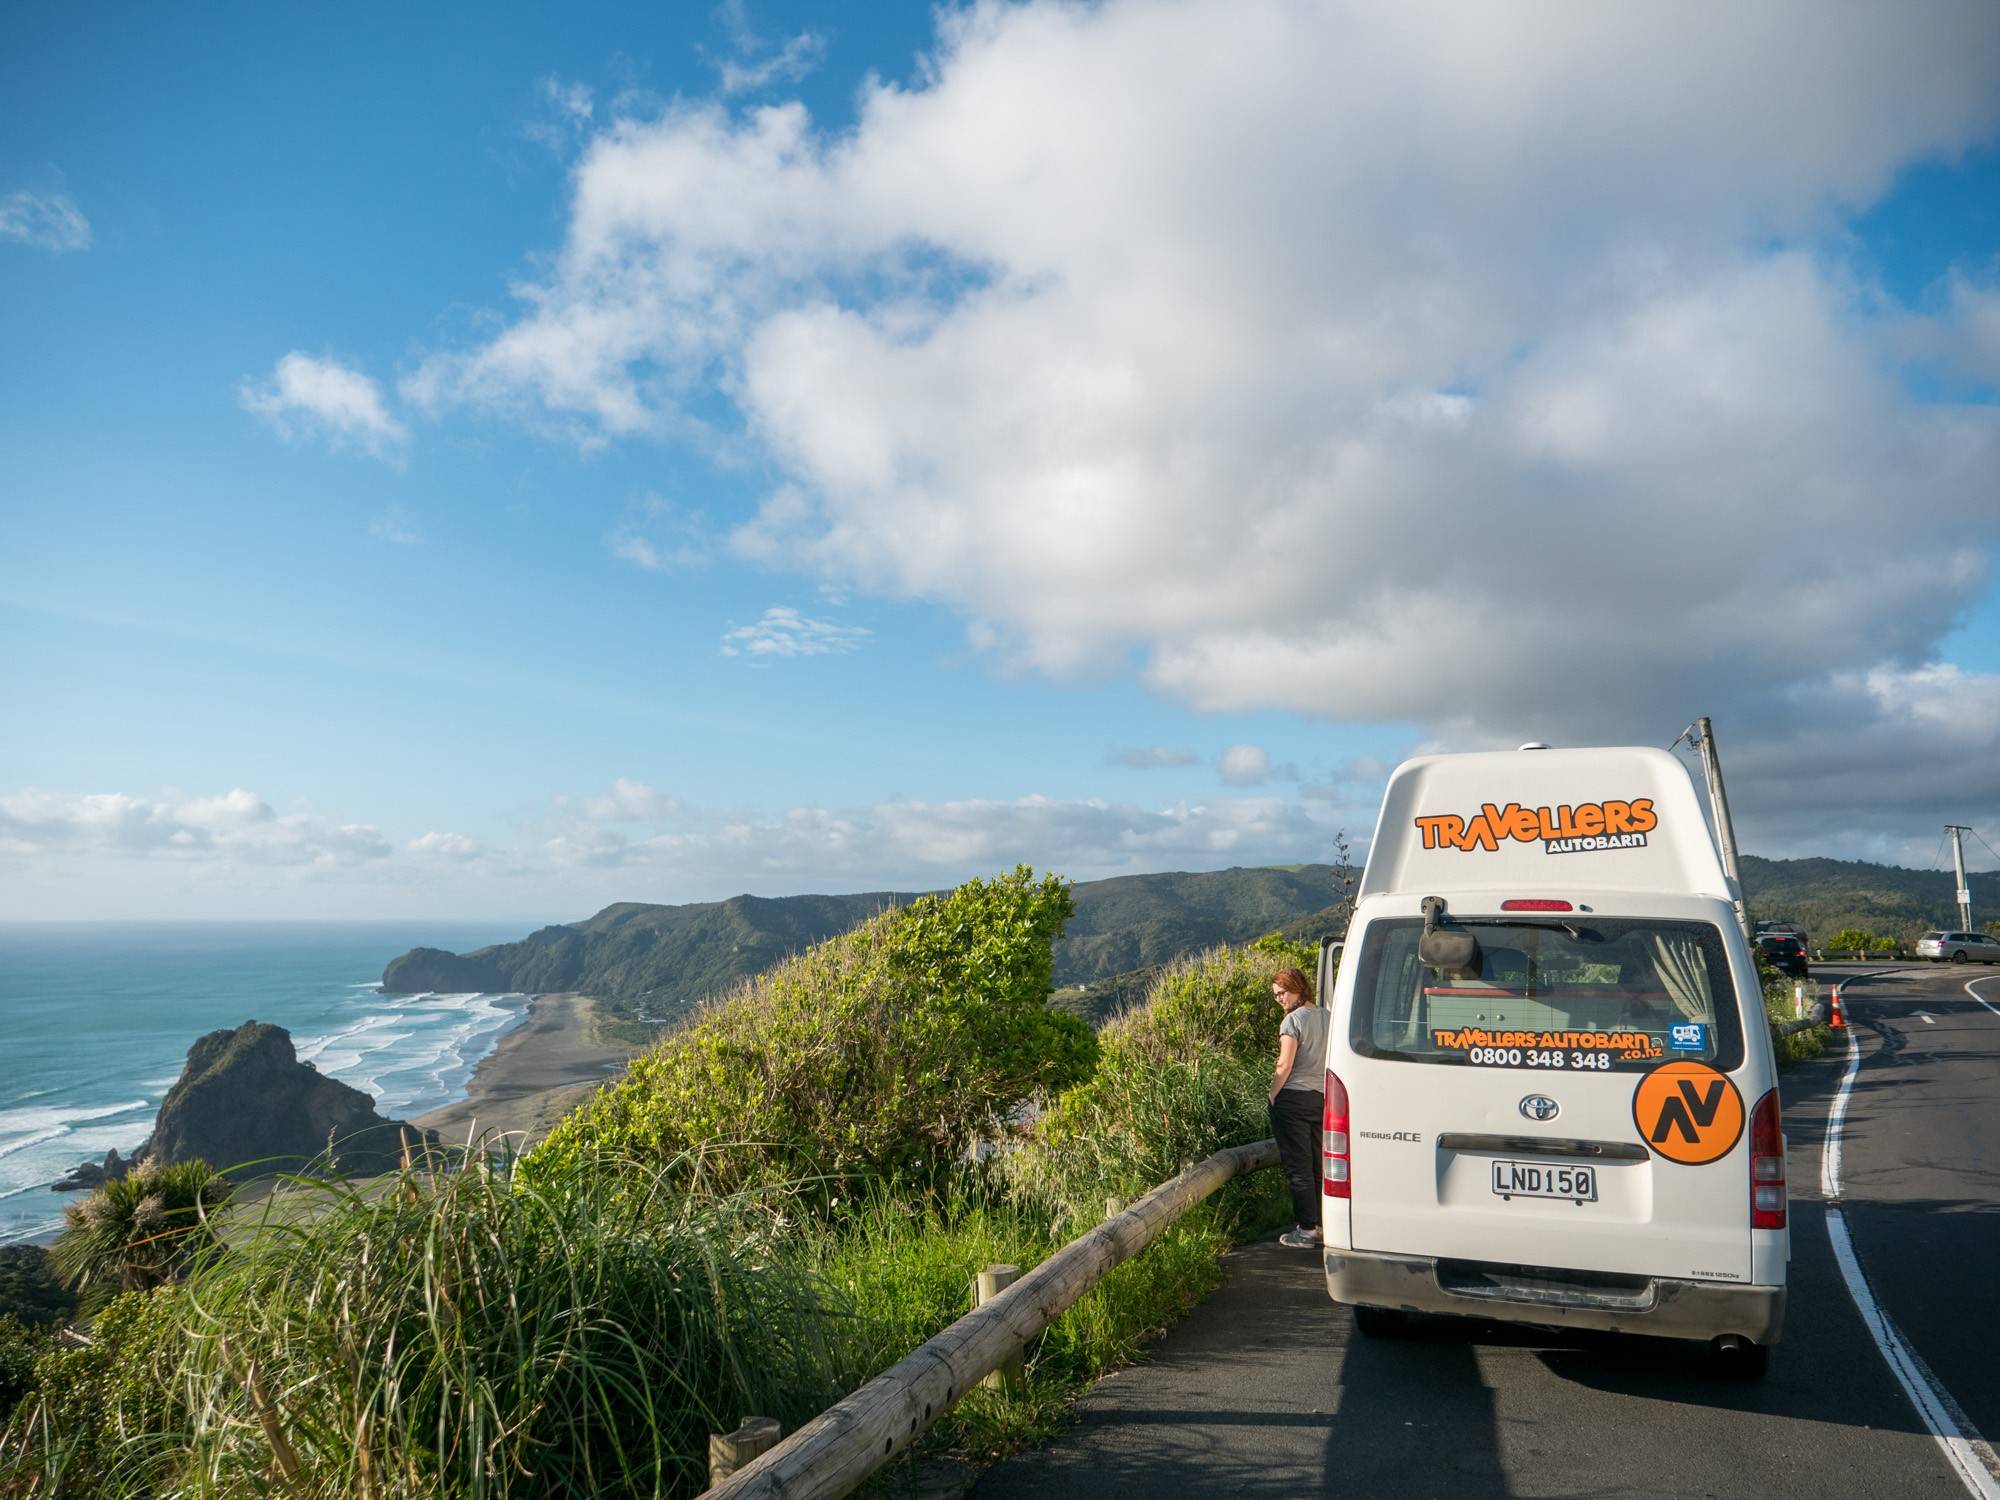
[1340,912,1755,1283]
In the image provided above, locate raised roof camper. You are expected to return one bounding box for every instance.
[1316,745,1786,1378]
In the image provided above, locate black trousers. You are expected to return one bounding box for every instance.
[1269,1088,1325,1229]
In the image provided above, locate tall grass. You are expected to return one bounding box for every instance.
[5,1148,852,1499]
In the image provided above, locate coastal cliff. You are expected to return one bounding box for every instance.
[141,1021,436,1178]
[380,946,510,994]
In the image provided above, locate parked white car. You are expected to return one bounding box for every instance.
[1916,931,2000,964]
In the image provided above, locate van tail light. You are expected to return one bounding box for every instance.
[1500,899,1574,911]
[1322,1069,1350,1198]
[1749,1087,1785,1230]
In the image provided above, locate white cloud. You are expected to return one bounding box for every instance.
[407,830,483,860]
[1113,746,1197,770]
[1218,744,1272,787]
[537,786,1364,886]
[711,0,826,95]
[0,788,390,868]
[0,189,91,253]
[241,352,407,458]
[393,0,2000,850]
[544,77,594,126]
[721,605,868,659]
[719,31,826,95]
[610,533,665,569]
[609,493,708,570]
[584,777,682,822]
[525,76,598,155]
[368,505,422,544]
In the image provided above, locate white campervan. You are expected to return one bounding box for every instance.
[1317,746,1787,1377]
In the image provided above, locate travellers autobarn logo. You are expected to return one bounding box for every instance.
[1413,798,1657,855]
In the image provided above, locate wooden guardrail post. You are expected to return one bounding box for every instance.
[972,1266,1023,1389]
[710,1417,782,1485]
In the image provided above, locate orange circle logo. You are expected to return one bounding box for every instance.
[1632,1060,1744,1165]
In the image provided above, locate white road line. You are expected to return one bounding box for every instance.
[1966,977,2000,1017]
[1916,1012,1936,1025]
[1820,984,2000,1499]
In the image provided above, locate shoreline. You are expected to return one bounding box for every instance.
[413,993,637,1149]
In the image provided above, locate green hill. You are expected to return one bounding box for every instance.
[383,864,1353,1023]
[1738,854,2000,946]
[383,853,1995,1029]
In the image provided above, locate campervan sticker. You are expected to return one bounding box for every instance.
[1632,1060,1744,1165]
[1431,1026,1665,1068]
[1413,799,1657,855]
[1669,1022,1707,1052]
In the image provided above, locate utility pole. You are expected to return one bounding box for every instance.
[1692,717,1752,942]
[1946,825,1973,930]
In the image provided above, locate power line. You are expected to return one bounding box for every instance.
[1968,826,2000,872]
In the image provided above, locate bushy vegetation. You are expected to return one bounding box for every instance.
[529,869,1094,1195]
[0,1248,75,1331]
[4,871,1297,1497]
[1752,946,1827,1066]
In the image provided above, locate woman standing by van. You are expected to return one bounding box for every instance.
[1268,967,1329,1249]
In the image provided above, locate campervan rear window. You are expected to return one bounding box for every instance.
[1348,917,1746,1072]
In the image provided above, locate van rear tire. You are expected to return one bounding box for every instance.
[1709,1336,1770,1381]
[1353,1306,1409,1339]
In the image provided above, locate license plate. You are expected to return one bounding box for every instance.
[1491,1159,1597,1202]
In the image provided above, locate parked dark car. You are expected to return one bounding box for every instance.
[1756,933,1811,978]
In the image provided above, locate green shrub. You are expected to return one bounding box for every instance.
[529,868,1094,1195]
[1108,944,1282,1070]
[1249,930,1318,973]
[1006,943,1289,1232]
[0,1316,49,1425]
[0,1289,189,1497]
[1009,1051,1272,1232]
[1754,946,1826,1067]
[0,1249,75,1331]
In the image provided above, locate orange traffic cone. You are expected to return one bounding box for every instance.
[1827,985,1848,1029]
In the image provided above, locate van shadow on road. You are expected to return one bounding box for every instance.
[974,1195,1958,1500]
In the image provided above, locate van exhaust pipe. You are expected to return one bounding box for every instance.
[1709,1334,1770,1381]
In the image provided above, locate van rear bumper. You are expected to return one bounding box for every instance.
[1324,1249,1785,1344]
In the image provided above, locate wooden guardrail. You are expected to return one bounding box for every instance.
[701,1136,1280,1500]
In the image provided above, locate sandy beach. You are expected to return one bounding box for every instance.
[414,993,638,1150]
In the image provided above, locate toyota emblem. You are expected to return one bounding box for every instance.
[1519,1094,1561,1123]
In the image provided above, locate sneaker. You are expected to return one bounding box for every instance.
[1279,1227,1322,1249]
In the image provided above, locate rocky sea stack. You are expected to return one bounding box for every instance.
[139,1020,437,1179]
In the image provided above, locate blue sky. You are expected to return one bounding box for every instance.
[4,1,1999,920]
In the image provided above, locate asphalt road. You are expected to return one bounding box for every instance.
[974,962,2000,1500]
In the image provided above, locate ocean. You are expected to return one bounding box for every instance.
[0,921,544,1245]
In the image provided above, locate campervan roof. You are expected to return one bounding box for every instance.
[1357,746,1728,901]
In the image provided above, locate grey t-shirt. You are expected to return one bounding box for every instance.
[1279,1004,1330,1092]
